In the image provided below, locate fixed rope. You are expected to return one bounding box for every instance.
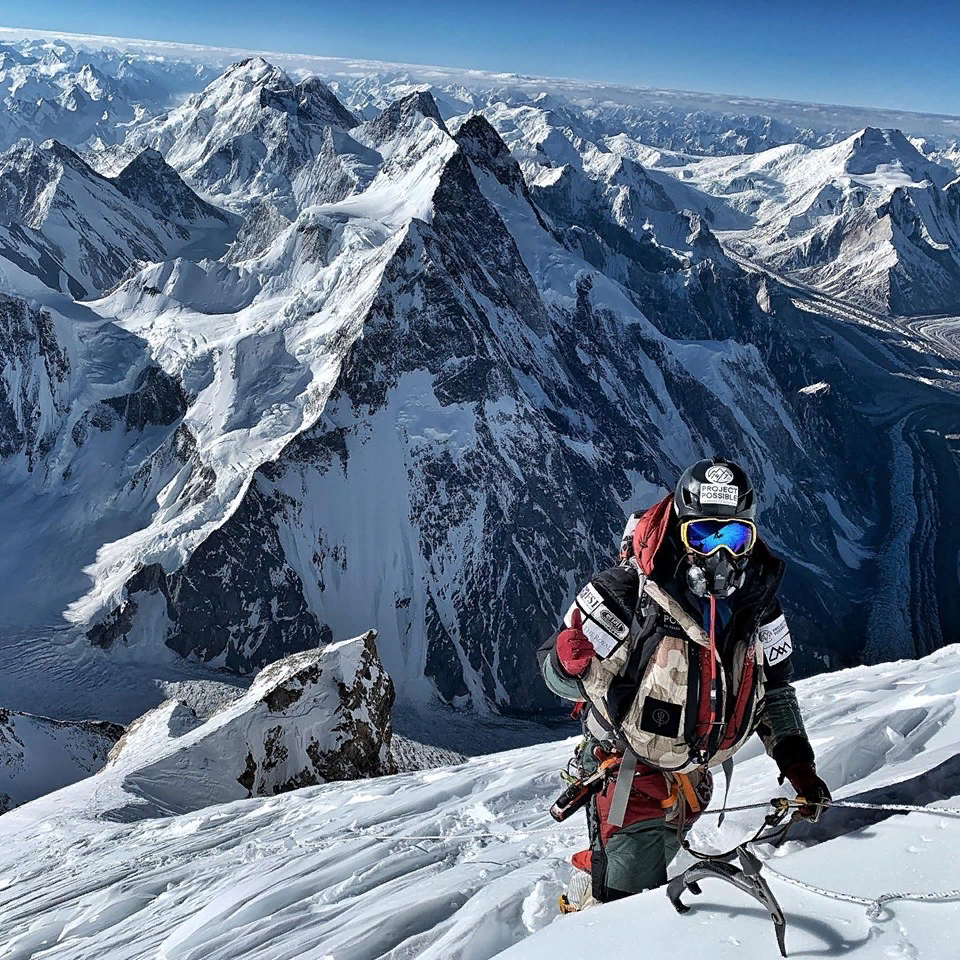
[343,796,960,918]
[724,797,960,919]
[763,866,960,920]
[342,796,960,845]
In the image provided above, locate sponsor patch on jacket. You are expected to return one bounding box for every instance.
[757,615,792,666]
[593,604,628,640]
[640,696,682,737]
[576,583,605,615]
[581,617,621,658]
[699,483,739,507]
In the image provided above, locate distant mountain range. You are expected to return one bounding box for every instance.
[0,35,958,726]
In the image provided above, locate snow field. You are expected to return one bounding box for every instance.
[3,647,960,959]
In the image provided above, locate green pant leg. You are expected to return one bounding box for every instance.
[594,817,676,897]
[579,739,685,900]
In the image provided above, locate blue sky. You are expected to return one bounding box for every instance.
[4,0,959,115]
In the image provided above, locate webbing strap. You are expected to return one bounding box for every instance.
[718,757,735,827]
[608,749,638,827]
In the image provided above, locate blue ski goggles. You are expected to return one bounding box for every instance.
[680,518,756,557]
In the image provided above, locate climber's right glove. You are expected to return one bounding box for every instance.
[555,608,595,677]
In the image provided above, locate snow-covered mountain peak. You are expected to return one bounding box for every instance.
[0,134,237,296]
[842,126,954,186]
[111,147,233,230]
[455,113,529,195]
[357,89,449,152]
[217,54,285,88]
[0,137,96,229]
[297,74,360,130]
[110,58,363,215]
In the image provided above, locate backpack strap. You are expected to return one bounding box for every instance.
[642,580,711,648]
[607,748,638,828]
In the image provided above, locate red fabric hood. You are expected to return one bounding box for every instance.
[632,493,674,575]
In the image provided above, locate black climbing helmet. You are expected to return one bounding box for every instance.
[673,457,756,521]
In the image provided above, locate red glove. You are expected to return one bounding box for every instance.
[785,762,831,821]
[555,608,595,677]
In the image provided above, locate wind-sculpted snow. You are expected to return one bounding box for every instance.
[2,647,960,958]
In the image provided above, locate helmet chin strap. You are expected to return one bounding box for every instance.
[685,552,746,598]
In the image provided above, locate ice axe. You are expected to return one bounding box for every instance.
[666,845,789,957]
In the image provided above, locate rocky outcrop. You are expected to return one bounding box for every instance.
[105,631,395,814]
[0,708,124,813]
[0,294,71,471]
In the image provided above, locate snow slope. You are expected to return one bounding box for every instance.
[2,646,960,959]
[0,708,121,812]
[0,138,236,296]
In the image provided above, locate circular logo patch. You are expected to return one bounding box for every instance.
[652,708,671,727]
[705,464,735,484]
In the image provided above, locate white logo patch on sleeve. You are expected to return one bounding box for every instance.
[576,583,605,616]
[582,618,620,657]
[757,615,793,666]
[699,483,739,507]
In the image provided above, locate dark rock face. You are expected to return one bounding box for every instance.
[91,106,893,710]
[296,75,360,131]
[362,91,448,148]
[112,148,232,230]
[169,485,325,670]
[225,200,292,263]
[103,365,188,432]
[0,294,70,470]
[88,479,324,668]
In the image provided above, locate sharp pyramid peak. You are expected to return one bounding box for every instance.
[216,56,292,90]
[385,90,447,130]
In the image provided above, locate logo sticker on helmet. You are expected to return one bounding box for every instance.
[699,483,739,506]
[705,465,735,484]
